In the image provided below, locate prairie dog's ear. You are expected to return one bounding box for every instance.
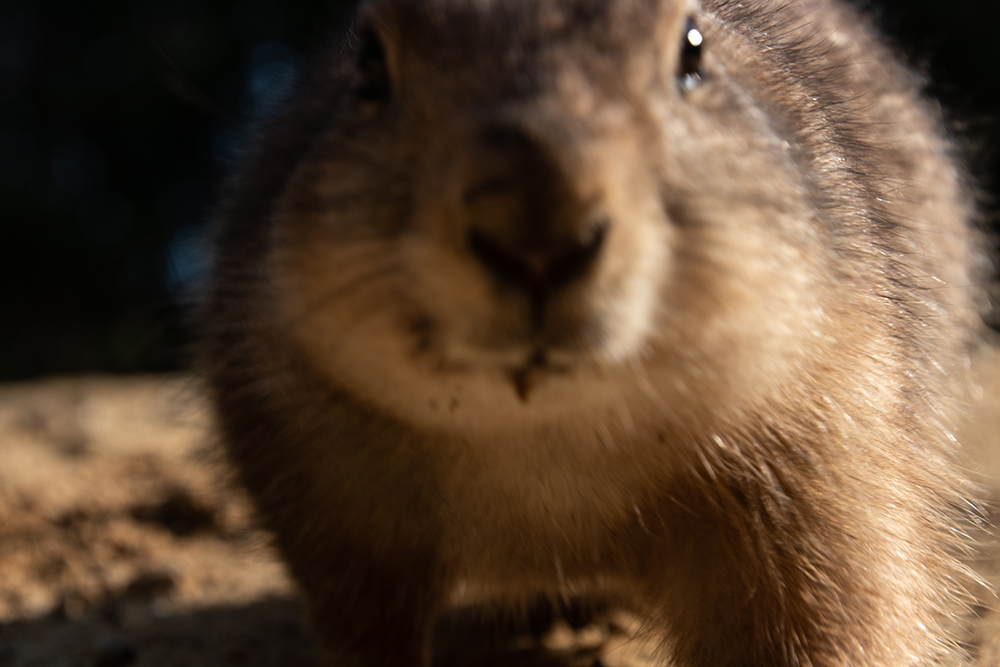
[352,23,392,104]
[352,4,403,105]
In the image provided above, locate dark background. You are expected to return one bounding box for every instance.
[1,0,998,381]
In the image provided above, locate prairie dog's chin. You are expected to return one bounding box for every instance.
[303,315,642,436]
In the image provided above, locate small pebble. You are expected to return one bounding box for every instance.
[574,624,608,649]
[541,620,575,650]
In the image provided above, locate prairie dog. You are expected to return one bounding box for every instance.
[202,0,985,664]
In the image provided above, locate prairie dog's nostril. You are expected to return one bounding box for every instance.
[547,218,608,288]
[467,227,538,288]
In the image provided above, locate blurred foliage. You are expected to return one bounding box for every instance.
[0,0,996,380]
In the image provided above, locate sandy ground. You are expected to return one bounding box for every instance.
[1,347,1000,666]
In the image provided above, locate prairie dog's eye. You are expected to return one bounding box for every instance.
[678,18,704,92]
[355,26,390,102]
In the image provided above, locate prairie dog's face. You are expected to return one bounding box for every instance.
[273,0,839,437]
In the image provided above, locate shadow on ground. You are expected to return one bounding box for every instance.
[0,596,666,667]
[0,597,312,667]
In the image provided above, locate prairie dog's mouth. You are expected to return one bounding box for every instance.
[509,348,574,402]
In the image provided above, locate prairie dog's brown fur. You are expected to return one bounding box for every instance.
[202,0,985,664]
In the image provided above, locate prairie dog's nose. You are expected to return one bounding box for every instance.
[466,223,607,294]
[462,123,608,301]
